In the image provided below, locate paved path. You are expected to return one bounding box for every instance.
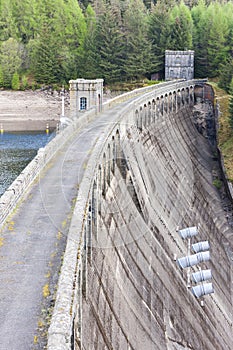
[0,106,119,350]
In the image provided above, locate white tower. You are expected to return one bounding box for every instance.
[69,78,104,119]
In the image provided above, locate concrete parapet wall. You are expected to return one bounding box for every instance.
[47,79,233,350]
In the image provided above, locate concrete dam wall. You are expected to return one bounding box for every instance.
[48,81,233,350]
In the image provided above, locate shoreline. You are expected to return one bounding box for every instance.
[0,119,59,132]
[0,89,66,131]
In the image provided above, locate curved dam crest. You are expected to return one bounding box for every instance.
[48,81,233,349]
[0,80,231,349]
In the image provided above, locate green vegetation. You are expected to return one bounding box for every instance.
[213,178,222,189]
[11,71,19,90]
[21,75,28,90]
[0,0,232,88]
[0,65,3,87]
[211,82,233,183]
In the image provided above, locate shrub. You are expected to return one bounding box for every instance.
[0,67,4,88]
[11,72,20,90]
[213,178,222,189]
[21,75,28,90]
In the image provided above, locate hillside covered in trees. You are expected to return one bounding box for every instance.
[0,0,233,90]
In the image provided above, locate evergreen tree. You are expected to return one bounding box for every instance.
[0,65,4,87]
[91,0,107,17]
[148,1,173,76]
[0,37,22,87]
[79,4,98,78]
[31,23,63,84]
[169,1,193,50]
[9,0,38,43]
[191,0,208,77]
[33,0,86,83]
[192,0,229,78]
[21,75,28,90]
[0,0,232,86]
[11,71,19,90]
[123,0,152,81]
[206,2,229,78]
[0,0,17,41]
[61,0,87,79]
[218,57,233,92]
[95,0,125,83]
[223,1,233,57]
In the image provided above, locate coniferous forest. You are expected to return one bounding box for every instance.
[0,0,233,90]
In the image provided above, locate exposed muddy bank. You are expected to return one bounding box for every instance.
[0,90,68,131]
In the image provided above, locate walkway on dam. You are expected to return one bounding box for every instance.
[0,102,126,350]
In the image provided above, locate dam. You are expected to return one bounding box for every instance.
[0,80,232,350]
[48,80,233,349]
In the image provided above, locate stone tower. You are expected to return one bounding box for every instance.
[69,78,104,119]
[165,50,194,81]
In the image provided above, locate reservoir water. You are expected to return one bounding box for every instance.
[0,131,55,197]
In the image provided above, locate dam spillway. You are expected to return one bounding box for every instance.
[48,81,233,350]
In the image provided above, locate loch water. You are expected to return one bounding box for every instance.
[0,131,55,196]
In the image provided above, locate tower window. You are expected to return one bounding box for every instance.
[175,56,181,65]
[80,97,87,110]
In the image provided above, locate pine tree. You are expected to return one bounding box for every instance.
[11,71,20,90]
[21,75,28,90]
[0,66,4,87]
[10,0,38,43]
[192,0,230,78]
[148,1,173,76]
[61,0,87,79]
[2,0,232,86]
[223,1,233,57]
[169,1,193,50]
[0,0,17,41]
[206,2,229,78]
[95,0,125,83]
[191,0,208,77]
[30,0,85,84]
[0,37,22,87]
[31,23,63,84]
[79,4,98,79]
[123,0,152,81]
[218,57,233,92]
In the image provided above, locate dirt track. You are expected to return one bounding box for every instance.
[0,90,66,131]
